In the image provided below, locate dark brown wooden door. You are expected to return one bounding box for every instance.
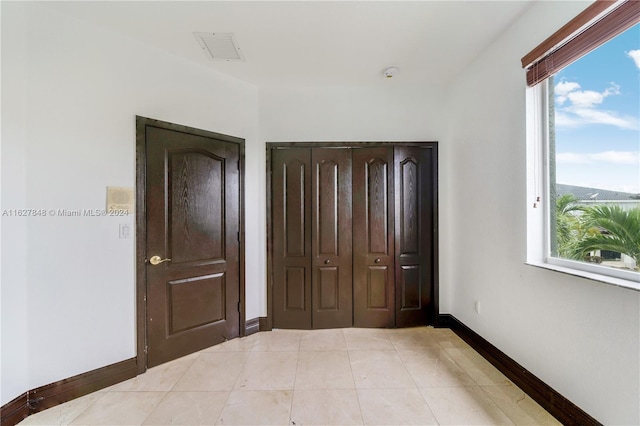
[353,147,395,328]
[394,146,435,327]
[311,148,353,329]
[272,148,312,329]
[145,123,240,367]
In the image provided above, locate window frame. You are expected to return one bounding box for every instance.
[526,76,640,291]
[524,0,640,291]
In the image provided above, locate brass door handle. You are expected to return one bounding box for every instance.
[149,255,171,266]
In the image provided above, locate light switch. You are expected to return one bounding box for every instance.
[119,224,130,239]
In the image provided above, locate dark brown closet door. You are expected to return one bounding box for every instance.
[353,147,395,328]
[311,148,353,329]
[394,146,435,327]
[272,148,312,329]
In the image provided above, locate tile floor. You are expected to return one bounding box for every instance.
[19,327,561,425]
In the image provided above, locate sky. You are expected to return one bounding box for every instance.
[553,23,640,194]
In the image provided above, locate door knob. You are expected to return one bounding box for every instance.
[149,255,171,265]
[375,258,381,263]
[324,259,331,264]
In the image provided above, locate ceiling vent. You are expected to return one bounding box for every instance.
[194,32,245,61]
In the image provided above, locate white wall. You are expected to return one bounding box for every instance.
[259,85,452,314]
[1,2,30,405]
[444,1,640,424]
[1,2,260,404]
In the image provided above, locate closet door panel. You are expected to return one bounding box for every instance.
[353,147,395,328]
[394,146,434,327]
[311,148,353,329]
[272,148,312,329]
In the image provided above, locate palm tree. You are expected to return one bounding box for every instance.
[555,194,585,260]
[574,205,640,271]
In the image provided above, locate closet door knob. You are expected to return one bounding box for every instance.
[324,259,331,264]
[375,258,381,263]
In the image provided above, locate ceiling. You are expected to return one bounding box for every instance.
[43,1,534,88]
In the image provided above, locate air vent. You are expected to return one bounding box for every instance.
[194,32,245,61]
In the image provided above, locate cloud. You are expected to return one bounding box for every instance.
[563,107,638,130]
[563,83,619,108]
[557,151,640,165]
[553,79,636,130]
[627,50,640,69]
[554,80,581,105]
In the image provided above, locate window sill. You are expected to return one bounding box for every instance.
[526,261,640,292]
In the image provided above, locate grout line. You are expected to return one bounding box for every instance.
[345,332,366,426]
[393,333,440,424]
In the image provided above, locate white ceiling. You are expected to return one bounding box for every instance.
[43,1,534,88]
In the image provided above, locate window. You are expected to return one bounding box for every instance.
[524,1,640,287]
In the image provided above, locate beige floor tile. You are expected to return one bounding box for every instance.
[19,392,105,425]
[388,327,441,350]
[216,390,292,425]
[234,351,298,390]
[291,389,363,425]
[17,329,559,426]
[201,334,259,352]
[432,330,470,349]
[445,348,512,386]
[343,328,394,350]
[349,350,415,389]
[69,391,165,425]
[141,391,229,425]
[482,384,562,425]
[295,351,355,389]
[300,329,347,351]
[252,329,301,352]
[358,388,438,425]
[172,352,249,391]
[110,353,198,392]
[421,387,514,425]
[398,348,476,387]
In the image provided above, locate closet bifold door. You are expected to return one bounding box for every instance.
[353,147,395,328]
[394,146,435,327]
[272,148,312,329]
[311,148,353,329]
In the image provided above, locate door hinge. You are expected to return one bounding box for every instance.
[143,294,147,302]
[237,301,241,312]
[237,231,240,241]
[237,160,240,170]
[144,345,148,354]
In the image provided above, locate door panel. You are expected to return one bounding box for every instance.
[312,148,352,329]
[272,149,312,329]
[146,125,240,368]
[353,147,395,328]
[394,146,434,327]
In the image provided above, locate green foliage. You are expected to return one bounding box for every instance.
[555,200,640,271]
[576,205,640,270]
[555,195,585,260]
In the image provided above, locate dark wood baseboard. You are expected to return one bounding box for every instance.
[0,393,28,426]
[440,314,601,426]
[245,317,269,335]
[0,358,137,426]
[245,317,260,335]
[258,317,269,331]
